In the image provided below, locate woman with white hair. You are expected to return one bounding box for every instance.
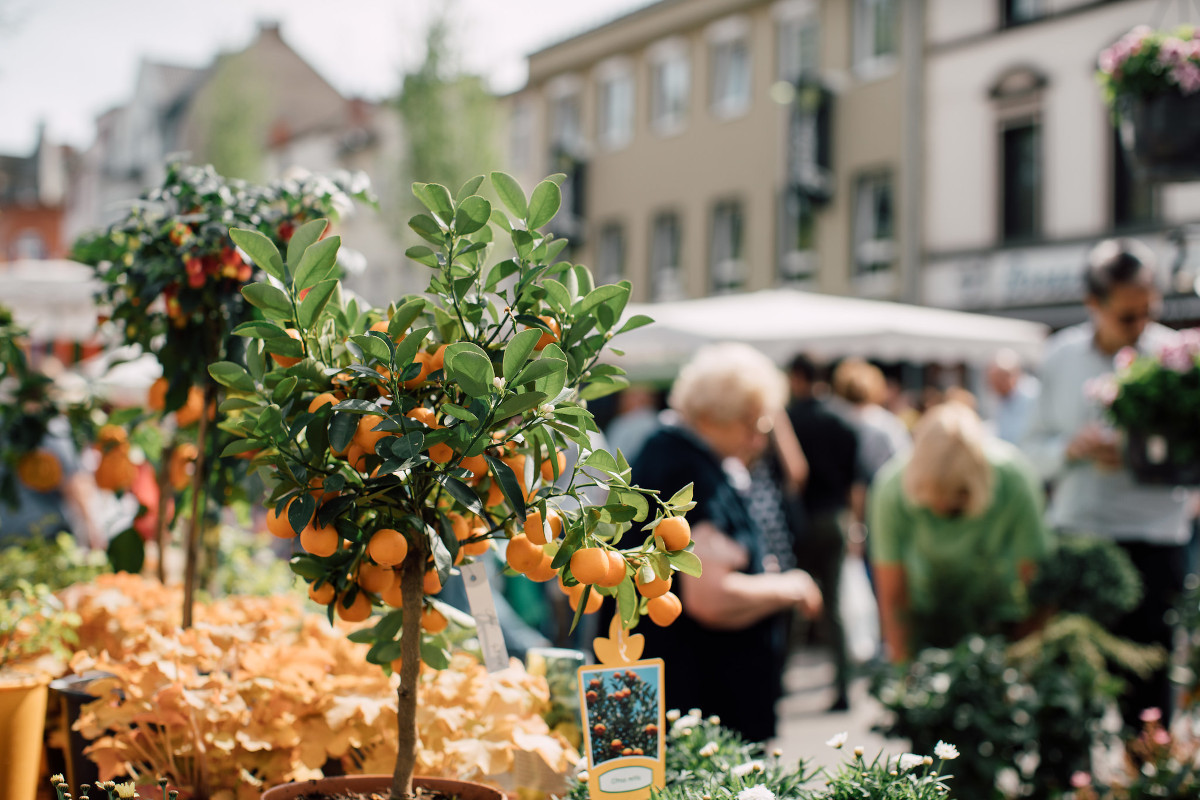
[868,401,1049,662]
[628,342,822,742]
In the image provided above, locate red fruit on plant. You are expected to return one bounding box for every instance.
[645,724,658,735]
[593,723,606,734]
[586,690,598,703]
[610,739,622,750]
[622,748,633,756]
[633,748,644,755]
[589,678,600,689]
[279,221,295,242]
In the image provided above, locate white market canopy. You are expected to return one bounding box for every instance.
[611,288,1049,380]
[0,259,102,341]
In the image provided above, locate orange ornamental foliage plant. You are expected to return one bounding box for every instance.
[213,173,698,798]
[65,575,577,799]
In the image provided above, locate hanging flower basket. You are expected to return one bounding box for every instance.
[1099,25,1200,180]
[1125,429,1200,487]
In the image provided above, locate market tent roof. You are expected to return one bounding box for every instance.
[611,289,1050,381]
[0,259,102,341]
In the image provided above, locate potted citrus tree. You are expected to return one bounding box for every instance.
[214,172,696,799]
[1098,25,1200,179]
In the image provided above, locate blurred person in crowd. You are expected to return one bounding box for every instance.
[983,348,1040,445]
[830,359,911,483]
[942,385,978,411]
[1024,238,1189,728]
[870,402,1049,662]
[628,343,822,741]
[0,416,106,550]
[604,385,661,465]
[786,353,861,712]
[885,377,921,431]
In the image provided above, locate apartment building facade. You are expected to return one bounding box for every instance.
[922,0,1200,326]
[506,0,922,304]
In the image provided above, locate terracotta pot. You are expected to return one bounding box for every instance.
[0,672,51,800]
[262,775,505,800]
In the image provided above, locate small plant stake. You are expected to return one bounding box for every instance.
[577,616,667,800]
[459,560,509,672]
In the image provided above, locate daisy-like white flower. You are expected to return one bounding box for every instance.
[731,760,765,778]
[666,709,681,722]
[825,731,848,749]
[853,746,864,758]
[934,741,959,760]
[672,713,703,734]
[736,786,776,800]
[688,707,703,717]
[698,742,720,758]
[899,753,925,772]
[708,715,721,725]
[578,771,590,782]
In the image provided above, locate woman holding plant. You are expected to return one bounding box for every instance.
[626,342,822,743]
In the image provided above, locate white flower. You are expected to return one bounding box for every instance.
[934,741,959,760]
[736,786,776,800]
[493,376,507,391]
[825,731,848,749]
[688,707,703,717]
[698,742,719,758]
[853,746,864,758]
[731,760,765,778]
[672,713,703,734]
[708,715,721,725]
[577,771,589,782]
[899,753,925,772]
[666,709,681,722]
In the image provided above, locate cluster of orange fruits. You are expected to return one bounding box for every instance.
[92,424,137,493]
[15,448,63,493]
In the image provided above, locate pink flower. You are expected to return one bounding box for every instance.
[1153,728,1172,746]
[1159,37,1189,65]
[1140,707,1162,723]
[1159,342,1195,372]
[1070,772,1092,789]
[1085,375,1119,406]
[1172,61,1200,94]
[1115,347,1138,371]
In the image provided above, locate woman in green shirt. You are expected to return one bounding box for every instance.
[869,402,1050,662]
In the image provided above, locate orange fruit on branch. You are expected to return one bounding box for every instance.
[301,520,340,557]
[636,571,672,599]
[308,581,336,605]
[646,591,683,627]
[506,533,543,574]
[336,591,372,623]
[308,392,338,414]
[570,547,610,586]
[168,442,198,491]
[357,561,396,594]
[655,516,691,552]
[540,450,567,482]
[367,527,409,567]
[269,328,303,368]
[16,450,62,493]
[94,448,135,492]
[421,606,448,633]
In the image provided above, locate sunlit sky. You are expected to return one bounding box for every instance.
[0,0,650,154]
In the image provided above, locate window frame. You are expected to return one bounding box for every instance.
[595,221,627,286]
[851,170,897,295]
[709,197,747,294]
[997,116,1042,244]
[595,57,636,151]
[778,188,818,285]
[650,210,685,301]
[647,37,691,137]
[706,15,753,120]
[852,0,898,81]
[774,0,820,84]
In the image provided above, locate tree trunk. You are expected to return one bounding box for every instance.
[181,382,215,629]
[391,538,427,799]
[154,443,174,584]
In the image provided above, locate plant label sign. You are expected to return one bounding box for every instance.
[577,617,666,800]
[460,560,510,672]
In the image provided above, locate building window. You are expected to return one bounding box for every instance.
[1113,126,1157,228]
[650,212,684,301]
[708,17,752,118]
[13,229,46,260]
[710,199,746,292]
[779,190,817,283]
[1001,0,1042,27]
[1001,120,1040,242]
[852,172,895,276]
[853,0,897,76]
[648,39,690,135]
[776,1,820,82]
[596,222,626,285]
[596,60,635,150]
[548,82,583,157]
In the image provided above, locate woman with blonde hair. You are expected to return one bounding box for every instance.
[868,401,1049,662]
[627,342,822,741]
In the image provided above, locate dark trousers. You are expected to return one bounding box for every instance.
[795,511,849,698]
[1112,540,1189,729]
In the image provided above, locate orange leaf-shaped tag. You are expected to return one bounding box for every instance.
[592,614,644,666]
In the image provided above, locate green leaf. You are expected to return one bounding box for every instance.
[443,342,494,399]
[289,493,316,535]
[289,555,324,580]
[332,398,387,414]
[583,450,619,474]
[286,219,329,269]
[492,390,548,421]
[503,328,543,381]
[435,474,485,518]
[441,404,479,424]
[421,639,452,670]
[542,278,572,312]
[413,182,454,222]
[328,412,357,453]
[347,627,377,645]
[208,361,255,392]
[667,550,702,578]
[456,175,485,202]
[535,343,568,399]
[454,195,491,236]
[617,576,637,627]
[617,314,654,335]
[409,213,445,244]
[580,375,630,401]
[667,484,694,509]
[294,236,341,291]
[242,283,293,321]
[491,171,528,218]
[271,376,300,405]
[390,298,427,336]
[527,180,561,230]
[568,585,589,635]
[233,321,285,339]
[485,454,526,518]
[514,355,566,386]
[298,278,338,329]
[230,228,285,281]
[350,333,392,366]
[405,246,439,268]
[579,284,628,316]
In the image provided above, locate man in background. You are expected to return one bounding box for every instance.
[984,348,1040,445]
